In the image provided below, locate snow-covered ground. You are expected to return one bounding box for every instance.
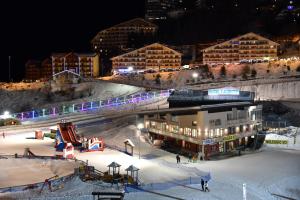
[1,125,300,200]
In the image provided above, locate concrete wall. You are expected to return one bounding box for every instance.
[239,81,300,100]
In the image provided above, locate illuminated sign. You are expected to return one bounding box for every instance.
[265,140,288,145]
[203,138,215,145]
[223,135,237,142]
[208,87,240,96]
[287,5,294,10]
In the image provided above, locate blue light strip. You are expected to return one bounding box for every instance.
[13,90,172,121]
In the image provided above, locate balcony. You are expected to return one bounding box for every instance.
[148,128,202,145]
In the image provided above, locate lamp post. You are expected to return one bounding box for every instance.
[192,72,198,83]
[137,123,144,159]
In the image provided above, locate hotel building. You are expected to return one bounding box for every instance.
[91,18,158,57]
[51,52,99,78]
[202,32,279,64]
[111,43,181,73]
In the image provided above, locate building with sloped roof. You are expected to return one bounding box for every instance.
[91,18,158,57]
[111,43,181,73]
[91,18,158,75]
[51,52,99,78]
[202,32,279,64]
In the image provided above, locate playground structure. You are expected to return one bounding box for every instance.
[81,137,104,152]
[55,122,104,155]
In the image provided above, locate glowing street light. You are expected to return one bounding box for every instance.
[1,111,11,119]
[192,72,199,78]
[128,66,133,72]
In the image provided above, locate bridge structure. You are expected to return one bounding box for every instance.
[11,90,172,121]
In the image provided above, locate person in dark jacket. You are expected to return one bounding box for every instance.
[201,179,204,191]
[176,154,180,164]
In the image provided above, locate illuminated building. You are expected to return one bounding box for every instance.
[111,43,181,73]
[41,58,52,80]
[51,52,99,78]
[144,100,262,159]
[91,18,157,75]
[91,18,157,57]
[202,32,279,64]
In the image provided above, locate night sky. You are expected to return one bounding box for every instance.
[0,0,144,82]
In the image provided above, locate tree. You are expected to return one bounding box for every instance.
[296,65,300,72]
[251,69,257,78]
[220,66,226,77]
[202,64,209,73]
[287,66,291,71]
[241,65,250,79]
[242,65,250,75]
[155,73,161,85]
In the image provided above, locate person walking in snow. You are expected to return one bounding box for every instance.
[2,132,5,139]
[176,154,180,164]
[201,178,205,191]
[204,181,209,192]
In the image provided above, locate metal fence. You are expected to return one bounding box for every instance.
[11,90,172,121]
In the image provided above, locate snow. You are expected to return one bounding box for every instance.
[1,125,300,200]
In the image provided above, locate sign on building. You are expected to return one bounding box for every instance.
[202,138,215,145]
[223,135,237,142]
[265,140,288,145]
[208,87,240,96]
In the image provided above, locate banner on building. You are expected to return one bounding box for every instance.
[223,135,237,142]
[265,140,288,145]
[203,138,215,145]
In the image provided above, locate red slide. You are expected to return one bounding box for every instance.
[68,125,81,145]
[58,122,81,145]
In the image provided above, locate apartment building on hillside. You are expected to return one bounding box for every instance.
[111,43,181,73]
[203,32,279,64]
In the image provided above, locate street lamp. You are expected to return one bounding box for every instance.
[137,123,144,159]
[192,72,199,83]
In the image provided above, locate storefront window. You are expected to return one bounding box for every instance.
[210,129,214,138]
[184,128,192,136]
[219,142,224,152]
[150,121,156,128]
[192,129,197,138]
[170,125,179,133]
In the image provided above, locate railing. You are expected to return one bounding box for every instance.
[11,90,172,121]
[148,128,202,144]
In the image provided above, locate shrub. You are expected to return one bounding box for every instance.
[220,66,226,77]
[296,65,300,72]
[242,65,251,75]
[251,69,257,78]
[155,73,161,85]
[232,74,237,79]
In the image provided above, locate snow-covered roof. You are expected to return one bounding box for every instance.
[124,139,135,147]
[125,165,139,172]
[108,161,121,168]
